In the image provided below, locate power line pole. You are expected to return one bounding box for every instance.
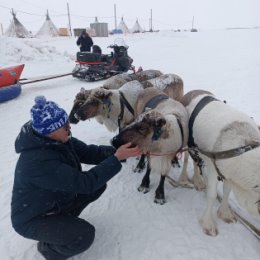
[67,2,72,36]
[150,8,153,32]
[0,23,3,35]
[114,4,117,30]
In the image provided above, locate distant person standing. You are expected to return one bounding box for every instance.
[76,30,93,52]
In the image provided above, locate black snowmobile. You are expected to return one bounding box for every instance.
[72,39,134,81]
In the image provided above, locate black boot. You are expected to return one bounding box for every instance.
[37,242,66,260]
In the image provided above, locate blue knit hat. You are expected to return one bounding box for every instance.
[31,96,69,135]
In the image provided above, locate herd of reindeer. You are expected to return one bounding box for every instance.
[68,69,260,237]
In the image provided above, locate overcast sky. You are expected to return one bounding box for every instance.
[1,0,260,32]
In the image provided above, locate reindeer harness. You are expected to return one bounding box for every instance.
[188,95,260,181]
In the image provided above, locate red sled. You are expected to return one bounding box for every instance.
[0,64,25,88]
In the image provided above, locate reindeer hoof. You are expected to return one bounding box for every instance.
[138,185,150,193]
[199,218,218,236]
[217,208,237,224]
[193,178,206,191]
[203,227,218,236]
[154,197,166,205]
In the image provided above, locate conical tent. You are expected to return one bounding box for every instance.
[118,17,130,34]
[131,19,144,33]
[5,9,31,38]
[36,10,59,37]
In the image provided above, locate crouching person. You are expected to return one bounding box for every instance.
[11,96,142,260]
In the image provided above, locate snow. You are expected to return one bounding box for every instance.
[0,29,260,260]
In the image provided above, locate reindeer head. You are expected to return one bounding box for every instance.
[111,110,167,152]
[69,87,113,123]
[69,88,92,124]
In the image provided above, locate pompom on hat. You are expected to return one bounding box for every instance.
[31,96,69,135]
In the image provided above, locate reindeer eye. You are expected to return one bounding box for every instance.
[138,126,149,134]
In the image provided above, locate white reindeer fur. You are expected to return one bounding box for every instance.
[137,99,188,154]
[150,155,173,178]
[185,92,260,236]
[133,89,189,190]
[149,112,187,178]
[94,74,183,132]
[103,69,162,89]
[95,80,144,132]
[145,73,182,91]
[135,87,204,189]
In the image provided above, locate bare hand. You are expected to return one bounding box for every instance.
[114,142,143,161]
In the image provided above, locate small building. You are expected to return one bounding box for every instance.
[90,17,108,37]
[73,28,85,37]
[59,28,70,36]
[73,28,95,37]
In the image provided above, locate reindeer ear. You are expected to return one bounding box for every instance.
[95,89,112,100]
[94,89,103,98]
[76,88,85,100]
[84,90,91,99]
[143,113,151,123]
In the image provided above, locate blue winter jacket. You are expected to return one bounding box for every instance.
[11,121,121,235]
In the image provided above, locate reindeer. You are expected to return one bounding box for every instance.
[111,87,189,204]
[69,74,205,192]
[180,89,260,236]
[69,73,184,129]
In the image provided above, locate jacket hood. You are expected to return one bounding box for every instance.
[15,121,60,153]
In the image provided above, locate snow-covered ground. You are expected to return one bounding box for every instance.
[0,29,260,260]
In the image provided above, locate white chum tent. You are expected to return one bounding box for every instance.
[36,10,59,37]
[118,17,130,34]
[131,19,144,33]
[5,9,31,38]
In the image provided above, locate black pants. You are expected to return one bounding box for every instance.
[30,185,106,259]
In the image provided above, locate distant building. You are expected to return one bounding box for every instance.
[59,28,70,36]
[90,17,108,37]
[5,9,32,38]
[86,28,96,37]
[73,28,95,37]
[73,28,85,37]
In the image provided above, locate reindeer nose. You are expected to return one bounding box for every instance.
[68,113,80,124]
[74,113,81,120]
[111,136,122,149]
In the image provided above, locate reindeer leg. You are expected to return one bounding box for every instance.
[178,151,193,188]
[154,175,166,205]
[217,180,237,223]
[199,157,218,236]
[138,156,151,193]
[192,161,206,191]
[134,154,146,173]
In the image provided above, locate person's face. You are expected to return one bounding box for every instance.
[47,122,71,143]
